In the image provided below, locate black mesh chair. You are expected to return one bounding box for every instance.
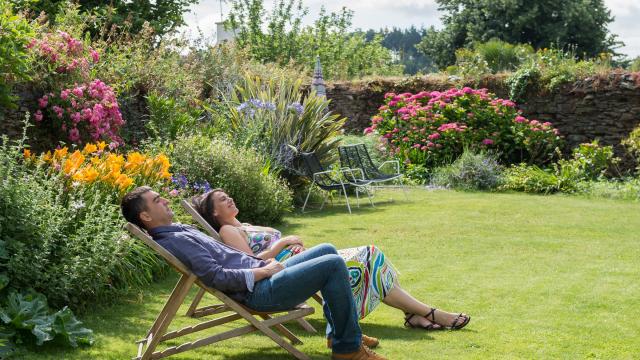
[338,144,405,192]
[299,152,373,214]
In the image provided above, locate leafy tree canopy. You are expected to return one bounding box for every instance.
[418,0,622,69]
[13,0,198,37]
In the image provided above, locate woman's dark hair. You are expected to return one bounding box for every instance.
[193,188,225,232]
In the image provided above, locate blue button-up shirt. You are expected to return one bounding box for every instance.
[149,224,267,301]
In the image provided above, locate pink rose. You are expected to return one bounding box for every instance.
[428,133,440,140]
[38,96,48,108]
[68,128,80,142]
[34,110,43,122]
[482,139,494,145]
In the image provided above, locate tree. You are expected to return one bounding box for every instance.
[366,26,436,74]
[417,0,622,69]
[226,0,402,79]
[13,0,198,38]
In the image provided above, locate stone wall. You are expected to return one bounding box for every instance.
[325,72,640,164]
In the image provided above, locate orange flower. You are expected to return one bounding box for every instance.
[41,151,52,163]
[53,147,68,160]
[82,143,98,154]
[23,149,32,159]
[62,150,85,175]
[115,173,133,190]
[72,166,99,183]
[124,152,146,172]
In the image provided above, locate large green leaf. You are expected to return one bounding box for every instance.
[0,291,54,345]
[51,307,94,347]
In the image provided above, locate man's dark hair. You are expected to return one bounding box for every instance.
[121,186,152,229]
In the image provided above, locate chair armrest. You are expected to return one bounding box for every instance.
[312,170,343,184]
[378,160,400,174]
[340,167,365,181]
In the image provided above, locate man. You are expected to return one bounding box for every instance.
[121,186,386,360]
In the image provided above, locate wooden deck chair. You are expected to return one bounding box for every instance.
[179,199,322,332]
[126,222,315,360]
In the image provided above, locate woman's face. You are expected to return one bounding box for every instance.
[212,191,239,220]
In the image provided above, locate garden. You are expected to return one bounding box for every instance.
[1,0,639,358]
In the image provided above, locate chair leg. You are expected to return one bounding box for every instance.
[365,186,375,207]
[141,274,196,360]
[341,184,352,214]
[319,192,328,210]
[186,288,206,317]
[296,318,317,333]
[302,185,313,213]
[355,187,360,208]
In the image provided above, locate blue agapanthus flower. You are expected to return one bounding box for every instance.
[287,102,304,115]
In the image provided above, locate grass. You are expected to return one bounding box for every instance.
[20,189,640,359]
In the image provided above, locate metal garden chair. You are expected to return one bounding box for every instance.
[299,152,373,214]
[338,143,406,192]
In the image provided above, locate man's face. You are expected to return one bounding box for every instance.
[140,190,173,228]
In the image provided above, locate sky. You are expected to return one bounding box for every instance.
[182,0,640,58]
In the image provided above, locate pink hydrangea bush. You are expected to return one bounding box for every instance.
[366,87,562,167]
[34,79,124,145]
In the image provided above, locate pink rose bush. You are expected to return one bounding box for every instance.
[29,30,124,146]
[367,87,562,168]
[35,80,124,145]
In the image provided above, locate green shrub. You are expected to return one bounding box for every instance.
[167,135,293,224]
[554,141,619,190]
[0,1,35,109]
[0,124,167,312]
[145,92,199,141]
[501,163,559,193]
[506,47,609,101]
[452,40,533,77]
[432,150,503,191]
[575,178,640,201]
[622,125,640,173]
[502,141,619,194]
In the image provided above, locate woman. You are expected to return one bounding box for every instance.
[193,189,470,332]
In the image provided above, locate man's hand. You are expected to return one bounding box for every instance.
[252,259,284,281]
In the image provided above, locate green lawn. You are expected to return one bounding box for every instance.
[22,189,640,359]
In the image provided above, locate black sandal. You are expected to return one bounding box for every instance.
[425,308,471,330]
[403,312,442,331]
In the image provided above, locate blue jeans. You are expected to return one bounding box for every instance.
[243,243,362,354]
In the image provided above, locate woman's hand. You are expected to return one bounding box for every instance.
[288,245,306,255]
[282,235,304,247]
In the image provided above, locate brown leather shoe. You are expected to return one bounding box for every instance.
[327,334,379,349]
[331,344,387,360]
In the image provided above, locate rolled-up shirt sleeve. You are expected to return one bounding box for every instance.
[169,237,252,293]
[244,270,255,292]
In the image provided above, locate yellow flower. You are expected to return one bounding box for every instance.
[62,150,85,175]
[124,152,146,172]
[54,147,69,160]
[72,166,99,183]
[96,141,107,151]
[90,156,101,166]
[41,151,52,163]
[83,143,98,154]
[115,173,133,190]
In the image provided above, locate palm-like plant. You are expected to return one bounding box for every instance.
[223,73,345,175]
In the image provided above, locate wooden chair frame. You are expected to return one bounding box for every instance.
[126,223,314,360]
[179,199,322,332]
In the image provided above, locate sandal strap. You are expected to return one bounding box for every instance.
[424,308,437,323]
[404,313,417,328]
